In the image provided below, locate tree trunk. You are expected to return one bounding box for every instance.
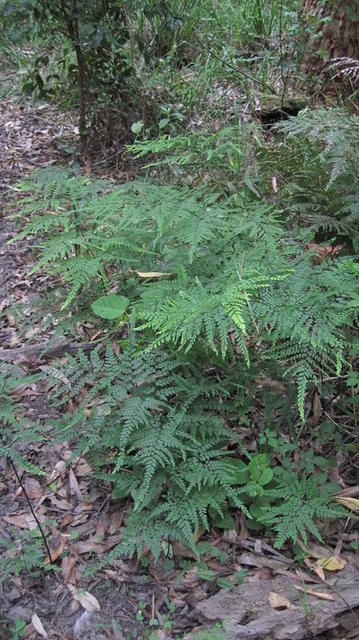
[301,1,359,72]
[60,0,88,156]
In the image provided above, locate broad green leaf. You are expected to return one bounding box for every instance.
[91,294,129,320]
[131,120,143,135]
[249,454,273,485]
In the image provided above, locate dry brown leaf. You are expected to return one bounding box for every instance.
[176,566,200,590]
[73,611,93,639]
[304,557,326,582]
[31,613,48,638]
[336,485,359,498]
[109,511,124,535]
[59,514,74,529]
[44,534,66,564]
[75,459,93,476]
[23,478,43,500]
[75,540,106,555]
[10,384,40,398]
[68,468,83,500]
[89,330,104,342]
[294,585,335,601]
[335,496,359,512]
[238,553,290,574]
[238,514,249,541]
[268,591,296,610]
[171,541,197,559]
[68,585,101,612]
[299,541,333,559]
[255,377,286,392]
[3,513,40,530]
[62,557,80,585]
[221,529,238,544]
[46,460,66,484]
[135,271,173,278]
[71,600,81,613]
[316,556,346,571]
[74,502,95,512]
[49,496,72,510]
[104,569,126,587]
[193,527,206,543]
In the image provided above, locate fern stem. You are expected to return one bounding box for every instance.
[234,259,260,335]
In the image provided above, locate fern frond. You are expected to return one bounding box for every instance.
[263,474,345,548]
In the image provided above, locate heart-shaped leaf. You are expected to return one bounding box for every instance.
[131,120,143,135]
[91,295,129,320]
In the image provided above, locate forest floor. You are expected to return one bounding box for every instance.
[2,84,359,640]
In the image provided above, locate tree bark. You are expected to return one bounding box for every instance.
[59,0,87,155]
[301,0,359,72]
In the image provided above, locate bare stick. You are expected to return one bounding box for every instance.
[9,459,53,563]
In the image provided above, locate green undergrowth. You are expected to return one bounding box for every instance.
[2,106,358,567]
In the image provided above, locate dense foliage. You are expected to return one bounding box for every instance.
[6,105,358,558]
[1,0,359,585]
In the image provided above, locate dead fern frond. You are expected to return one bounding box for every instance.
[326,57,359,85]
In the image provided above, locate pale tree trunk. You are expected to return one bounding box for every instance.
[301,0,359,72]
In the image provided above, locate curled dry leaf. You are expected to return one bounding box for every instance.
[335,496,359,513]
[59,514,74,528]
[68,585,101,612]
[316,556,346,571]
[299,541,333,559]
[24,478,43,500]
[62,556,79,584]
[68,468,84,501]
[31,613,48,638]
[44,533,66,564]
[268,592,296,610]
[304,557,326,582]
[135,271,173,278]
[294,585,335,601]
[46,460,66,484]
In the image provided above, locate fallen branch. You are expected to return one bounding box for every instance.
[0,337,97,364]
